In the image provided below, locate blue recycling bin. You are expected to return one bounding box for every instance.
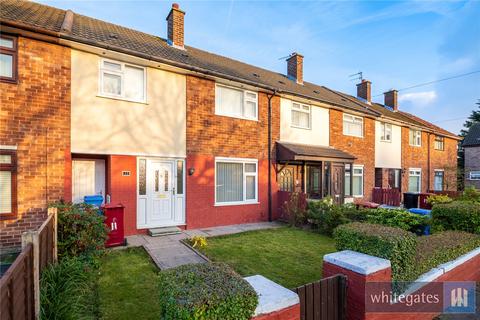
[409,208,431,235]
[84,195,104,214]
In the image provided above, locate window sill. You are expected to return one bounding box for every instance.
[380,139,392,143]
[409,144,422,147]
[214,112,258,122]
[96,94,148,105]
[214,201,260,207]
[343,133,364,138]
[291,125,311,130]
[0,77,18,84]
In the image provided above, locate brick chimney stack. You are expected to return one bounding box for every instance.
[384,89,398,111]
[356,79,371,103]
[166,3,185,48]
[286,52,304,84]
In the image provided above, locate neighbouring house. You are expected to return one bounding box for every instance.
[0,0,460,247]
[463,122,480,189]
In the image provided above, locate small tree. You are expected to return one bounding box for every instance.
[282,192,307,226]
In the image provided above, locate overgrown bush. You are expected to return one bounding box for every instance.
[431,201,480,234]
[414,231,480,280]
[50,202,108,261]
[459,186,480,203]
[365,208,429,234]
[334,222,417,282]
[40,257,98,320]
[283,192,307,226]
[426,194,453,206]
[159,263,258,320]
[307,197,348,235]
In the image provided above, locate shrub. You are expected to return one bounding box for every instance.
[50,202,108,261]
[188,235,207,249]
[365,208,429,234]
[459,186,480,203]
[414,231,480,280]
[40,258,97,320]
[283,192,307,226]
[334,222,417,282]
[159,263,258,320]
[307,197,348,235]
[426,194,452,206]
[431,201,480,234]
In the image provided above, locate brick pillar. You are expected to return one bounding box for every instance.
[323,250,392,320]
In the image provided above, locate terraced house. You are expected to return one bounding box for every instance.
[0,0,460,247]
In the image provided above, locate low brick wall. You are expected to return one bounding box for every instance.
[323,249,480,320]
[252,304,300,320]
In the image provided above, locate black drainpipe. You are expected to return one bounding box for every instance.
[267,90,277,222]
[427,132,431,192]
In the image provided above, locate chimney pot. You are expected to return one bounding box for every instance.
[286,52,304,84]
[166,3,185,48]
[356,79,371,103]
[384,89,398,111]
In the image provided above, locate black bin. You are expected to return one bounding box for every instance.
[403,192,420,209]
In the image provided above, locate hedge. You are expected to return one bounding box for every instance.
[158,263,258,320]
[414,231,480,280]
[431,201,480,234]
[365,208,429,234]
[333,222,417,282]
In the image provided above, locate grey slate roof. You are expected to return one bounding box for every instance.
[463,122,480,147]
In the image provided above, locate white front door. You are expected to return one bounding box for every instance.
[147,161,174,225]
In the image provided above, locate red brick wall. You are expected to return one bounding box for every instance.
[329,110,375,200]
[252,304,300,320]
[401,128,429,193]
[323,253,480,320]
[429,136,458,191]
[0,36,70,248]
[185,75,280,228]
[107,155,143,236]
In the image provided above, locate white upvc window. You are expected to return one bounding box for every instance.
[469,171,480,180]
[345,164,364,197]
[409,129,422,147]
[434,136,445,150]
[99,59,146,103]
[380,122,392,142]
[215,157,258,205]
[408,168,422,192]
[215,84,258,120]
[291,102,311,129]
[343,114,363,137]
[434,170,444,191]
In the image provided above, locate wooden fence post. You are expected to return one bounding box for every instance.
[48,207,58,263]
[22,230,40,320]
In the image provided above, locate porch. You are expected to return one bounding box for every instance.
[276,142,356,205]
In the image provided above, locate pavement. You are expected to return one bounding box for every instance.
[126,221,283,270]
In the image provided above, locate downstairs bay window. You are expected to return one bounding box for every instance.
[215,158,258,205]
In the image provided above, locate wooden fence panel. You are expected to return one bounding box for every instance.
[294,274,347,320]
[372,188,401,206]
[0,244,34,320]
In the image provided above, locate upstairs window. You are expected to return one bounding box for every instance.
[99,59,146,103]
[0,35,17,82]
[215,84,258,120]
[291,102,311,129]
[380,122,392,142]
[409,129,422,147]
[343,114,363,137]
[434,136,444,150]
[0,150,17,218]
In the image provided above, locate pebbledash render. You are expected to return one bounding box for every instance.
[0,0,460,247]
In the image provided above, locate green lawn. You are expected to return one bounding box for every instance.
[97,247,161,320]
[199,227,336,289]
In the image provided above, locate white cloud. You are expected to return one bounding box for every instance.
[399,91,437,106]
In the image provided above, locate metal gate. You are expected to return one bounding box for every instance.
[294,274,347,320]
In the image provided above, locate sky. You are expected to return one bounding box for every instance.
[40,0,480,134]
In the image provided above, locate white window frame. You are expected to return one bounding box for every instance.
[291,102,311,129]
[343,114,364,138]
[434,136,445,151]
[215,84,258,121]
[409,129,422,147]
[214,157,258,206]
[433,169,444,191]
[408,168,422,192]
[469,171,480,180]
[345,164,364,197]
[380,122,392,142]
[98,58,147,103]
